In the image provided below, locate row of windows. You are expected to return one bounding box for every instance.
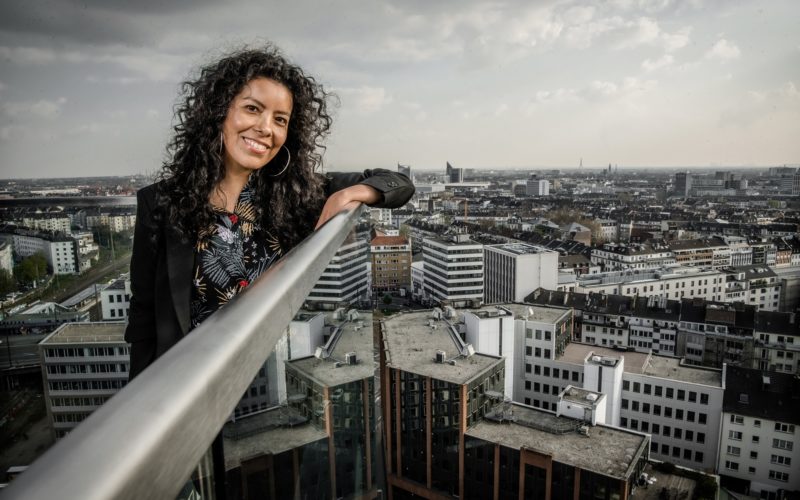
[622,417,706,443]
[622,400,708,424]
[51,396,109,407]
[525,364,582,382]
[730,415,795,434]
[45,347,129,358]
[649,441,704,463]
[622,381,709,404]
[46,363,127,375]
[49,380,126,391]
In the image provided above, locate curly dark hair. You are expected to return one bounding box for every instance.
[156,44,332,249]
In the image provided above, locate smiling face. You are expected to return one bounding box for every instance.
[221,77,294,178]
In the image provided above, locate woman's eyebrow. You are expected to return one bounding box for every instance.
[240,96,265,108]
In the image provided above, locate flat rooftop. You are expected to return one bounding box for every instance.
[501,303,571,325]
[485,242,553,256]
[466,403,647,481]
[41,322,126,344]
[558,343,722,387]
[382,310,503,385]
[289,312,375,387]
[222,406,327,471]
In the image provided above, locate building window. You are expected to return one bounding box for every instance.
[525,363,532,373]
[730,414,744,425]
[770,455,791,466]
[768,470,789,482]
[726,446,741,456]
[729,431,743,441]
[775,422,795,434]
[772,439,793,451]
[725,461,739,471]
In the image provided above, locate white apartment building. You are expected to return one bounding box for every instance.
[21,215,71,235]
[525,179,550,196]
[483,243,558,303]
[0,240,13,274]
[753,311,799,374]
[575,266,727,302]
[590,243,675,271]
[12,229,78,275]
[410,261,425,300]
[40,322,129,439]
[717,366,799,499]
[669,237,731,269]
[101,278,131,321]
[750,239,778,266]
[85,212,136,232]
[722,236,754,267]
[625,298,680,357]
[307,227,370,308]
[596,219,619,243]
[422,232,483,307]
[723,265,782,312]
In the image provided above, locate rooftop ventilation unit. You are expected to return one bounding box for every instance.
[345,352,358,365]
[435,350,447,363]
[585,393,598,402]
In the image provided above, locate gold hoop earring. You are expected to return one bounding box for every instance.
[266,145,291,177]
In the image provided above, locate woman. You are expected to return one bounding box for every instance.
[125,45,414,378]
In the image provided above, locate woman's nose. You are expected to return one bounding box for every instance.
[254,114,272,135]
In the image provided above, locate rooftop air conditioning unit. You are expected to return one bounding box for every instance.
[345,352,358,365]
[435,350,447,363]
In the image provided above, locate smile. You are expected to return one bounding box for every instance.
[242,137,269,153]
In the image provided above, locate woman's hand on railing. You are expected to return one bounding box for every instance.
[315,184,380,229]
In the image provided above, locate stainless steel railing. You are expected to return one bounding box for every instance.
[2,205,364,500]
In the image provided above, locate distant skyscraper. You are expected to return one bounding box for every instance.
[445,161,463,183]
[397,163,412,183]
[525,178,550,196]
[674,172,693,197]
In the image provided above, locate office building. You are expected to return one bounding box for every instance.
[307,224,371,309]
[526,179,550,196]
[484,243,558,303]
[446,161,463,183]
[422,231,483,307]
[39,322,129,439]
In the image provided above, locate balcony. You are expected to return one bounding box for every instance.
[3,205,366,500]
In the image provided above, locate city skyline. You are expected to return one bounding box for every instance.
[1,0,799,179]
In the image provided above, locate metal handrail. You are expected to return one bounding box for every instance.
[3,205,364,500]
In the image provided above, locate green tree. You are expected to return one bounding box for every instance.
[0,268,16,295]
[14,252,48,284]
[382,293,393,306]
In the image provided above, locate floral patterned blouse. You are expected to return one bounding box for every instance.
[190,180,282,329]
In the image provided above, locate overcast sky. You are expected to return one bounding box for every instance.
[0,0,798,179]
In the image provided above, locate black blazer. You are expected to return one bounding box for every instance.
[125,169,414,378]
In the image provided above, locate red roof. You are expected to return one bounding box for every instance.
[371,236,409,246]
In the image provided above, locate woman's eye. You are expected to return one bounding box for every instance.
[276,117,288,126]
[245,105,259,112]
